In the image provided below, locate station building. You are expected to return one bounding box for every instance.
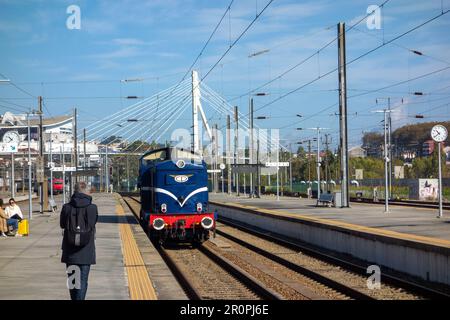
[0,111,98,154]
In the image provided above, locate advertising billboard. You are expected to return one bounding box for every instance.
[418,179,439,201]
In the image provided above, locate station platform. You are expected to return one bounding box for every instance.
[210,194,450,241]
[209,193,450,286]
[0,192,185,300]
[0,192,37,204]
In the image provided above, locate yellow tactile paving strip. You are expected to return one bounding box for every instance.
[212,201,450,249]
[116,204,157,300]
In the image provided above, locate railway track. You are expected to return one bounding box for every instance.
[122,195,281,300]
[216,217,450,300]
[120,194,450,300]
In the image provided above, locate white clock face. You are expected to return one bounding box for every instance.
[2,130,20,144]
[431,125,448,143]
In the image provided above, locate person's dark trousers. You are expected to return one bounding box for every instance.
[66,264,91,300]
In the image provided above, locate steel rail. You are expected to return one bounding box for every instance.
[215,225,375,300]
[121,195,281,300]
[217,215,450,300]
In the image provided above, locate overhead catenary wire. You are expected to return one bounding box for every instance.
[12,71,185,86]
[147,0,276,154]
[267,10,450,131]
[350,25,450,67]
[201,83,289,151]
[0,71,36,99]
[226,2,450,138]
[280,65,450,130]
[225,0,392,106]
[253,9,450,117]
[61,0,448,155]
[153,0,236,114]
[0,98,30,112]
[202,0,275,82]
[0,103,30,114]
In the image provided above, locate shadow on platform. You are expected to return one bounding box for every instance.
[97,214,138,224]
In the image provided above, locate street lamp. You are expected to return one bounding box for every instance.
[247,49,269,196]
[250,93,268,198]
[254,114,269,198]
[376,97,405,200]
[372,109,395,213]
[298,127,329,204]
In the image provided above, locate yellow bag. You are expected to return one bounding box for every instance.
[18,219,29,236]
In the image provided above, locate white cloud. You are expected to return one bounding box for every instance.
[0,20,31,33]
[88,46,144,59]
[82,19,116,34]
[112,38,148,46]
[69,73,107,81]
[265,2,329,19]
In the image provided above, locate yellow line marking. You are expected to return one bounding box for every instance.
[116,204,157,300]
[212,201,450,249]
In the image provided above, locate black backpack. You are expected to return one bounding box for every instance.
[64,206,94,247]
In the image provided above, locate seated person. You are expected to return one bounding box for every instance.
[0,199,21,237]
[5,198,23,221]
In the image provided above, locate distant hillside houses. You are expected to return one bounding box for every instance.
[362,121,450,161]
[349,146,367,158]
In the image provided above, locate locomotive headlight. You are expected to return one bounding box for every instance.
[201,217,214,229]
[196,203,202,213]
[152,218,165,230]
[161,203,167,213]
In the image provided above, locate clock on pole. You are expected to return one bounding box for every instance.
[431,125,448,143]
[2,130,20,144]
[430,124,447,218]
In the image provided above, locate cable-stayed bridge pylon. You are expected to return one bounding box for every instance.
[80,70,285,157]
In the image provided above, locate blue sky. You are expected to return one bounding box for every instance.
[0,0,449,150]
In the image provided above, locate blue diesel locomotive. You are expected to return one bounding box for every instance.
[138,147,215,243]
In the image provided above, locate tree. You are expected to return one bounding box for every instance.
[100,135,121,145]
[349,157,384,179]
[405,143,449,178]
[362,132,383,157]
[393,121,450,158]
[122,140,162,153]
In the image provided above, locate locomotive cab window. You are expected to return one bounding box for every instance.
[142,150,168,166]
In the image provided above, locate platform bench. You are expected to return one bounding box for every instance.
[317,193,334,207]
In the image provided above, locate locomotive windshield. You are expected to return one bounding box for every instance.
[141,147,202,166]
[170,148,202,164]
[142,149,168,165]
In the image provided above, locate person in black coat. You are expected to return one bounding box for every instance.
[60,182,98,300]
